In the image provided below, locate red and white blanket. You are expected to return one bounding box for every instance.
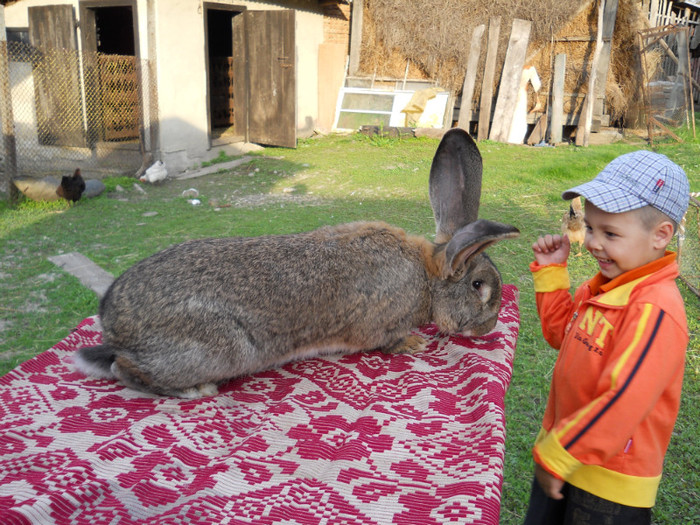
[0,285,519,525]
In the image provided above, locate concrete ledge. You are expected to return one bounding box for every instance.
[49,252,115,299]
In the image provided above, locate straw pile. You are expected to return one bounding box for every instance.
[359,0,651,125]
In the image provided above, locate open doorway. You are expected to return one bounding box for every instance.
[80,2,140,143]
[205,6,243,145]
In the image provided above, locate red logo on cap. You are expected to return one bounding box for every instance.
[653,179,664,193]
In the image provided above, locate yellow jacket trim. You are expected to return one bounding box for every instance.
[610,303,652,390]
[535,428,659,507]
[595,275,651,307]
[531,264,570,293]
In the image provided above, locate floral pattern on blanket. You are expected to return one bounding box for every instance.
[0,286,519,525]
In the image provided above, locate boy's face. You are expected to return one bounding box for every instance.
[583,201,672,280]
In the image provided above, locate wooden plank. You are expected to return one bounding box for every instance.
[457,24,485,130]
[348,0,363,76]
[477,17,500,141]
[576,0,605,147]
[649,0,659,26]
[0,6,18,203]
[28,5,86,148]
[489,18,532,142]
[550,53,566,143]
[593,0,619,121]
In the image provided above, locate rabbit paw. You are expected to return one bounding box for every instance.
[177,382,219,399]
[381,334,427,355]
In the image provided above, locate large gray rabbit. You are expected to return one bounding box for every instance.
[75,129,519,398]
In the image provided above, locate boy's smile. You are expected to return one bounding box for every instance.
[583,201,671,280]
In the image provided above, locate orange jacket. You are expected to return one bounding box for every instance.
[529,252,688,507]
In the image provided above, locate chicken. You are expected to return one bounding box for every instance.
[140,160,168,183]
[561,196,585,256]
[56,168,86,203]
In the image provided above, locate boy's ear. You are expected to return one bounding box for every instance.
[652,220,675,250]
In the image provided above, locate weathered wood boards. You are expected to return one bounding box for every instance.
[457,24,485,131]
[489,19,532,143]
[478,18,501,141]
[550,53,567,144]
[592,0,619,124]
[576,0,605,147]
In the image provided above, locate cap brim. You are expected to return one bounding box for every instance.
[562,180,647,214]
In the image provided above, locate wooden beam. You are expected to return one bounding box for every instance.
[478,17,501,141]
[576,0,605,147]
[457,24,485,131]
[489,18,532,143]
[593,0,619,121]
[348,0,363,76]
[550,53,566,144]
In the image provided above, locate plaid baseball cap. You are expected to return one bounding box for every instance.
[562,150,690,224]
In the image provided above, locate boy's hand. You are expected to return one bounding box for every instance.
[532,234,570,266]
[535,463,565,500]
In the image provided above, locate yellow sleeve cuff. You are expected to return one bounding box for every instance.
[530,263,570,293]
[533,428,581,480]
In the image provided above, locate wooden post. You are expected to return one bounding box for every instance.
[348,0,364,76]
[457,24,485,131]
[0,5,18,203]
[685,29,696,138]
[576,0,605,147]
[593,0,619,127]
[478,17,500,141]
[550,54,566,144]
[489,18,532,143]
[649,0,659,27]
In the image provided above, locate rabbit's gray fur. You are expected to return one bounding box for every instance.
[75,129,518,398]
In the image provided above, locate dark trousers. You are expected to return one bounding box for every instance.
[523,477,651,525]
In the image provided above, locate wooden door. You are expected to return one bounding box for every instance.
[233,10,296,148]
[28,5,86,147]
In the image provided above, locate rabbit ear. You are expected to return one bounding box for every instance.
[441,219,520,277]
[429,128,483,243]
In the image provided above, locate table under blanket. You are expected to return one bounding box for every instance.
[0,285,519,525]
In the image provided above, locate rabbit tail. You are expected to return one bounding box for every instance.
[74,345,118,379]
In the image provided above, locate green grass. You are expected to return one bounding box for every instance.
[1,130,698,523]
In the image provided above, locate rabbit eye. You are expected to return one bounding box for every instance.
[472,280,483,290]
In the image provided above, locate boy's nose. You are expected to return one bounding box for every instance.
[585,231,601,251]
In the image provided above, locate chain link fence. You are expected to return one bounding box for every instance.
[638,25,696,145]
[1,40,158,189]
[678,194,700,298]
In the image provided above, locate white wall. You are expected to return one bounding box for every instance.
[5,0,327,174]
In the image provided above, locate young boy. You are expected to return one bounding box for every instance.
[524,150,690,524]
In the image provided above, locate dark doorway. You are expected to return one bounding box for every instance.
[94,6,135,55]
[206,7,241,143]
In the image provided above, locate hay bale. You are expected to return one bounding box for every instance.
[359,0,651,125]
